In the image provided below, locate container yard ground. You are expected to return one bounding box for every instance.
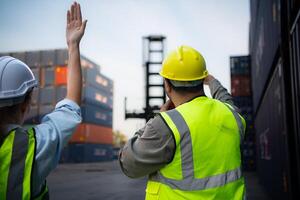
[47,161,146,200]
[48,161,270,200]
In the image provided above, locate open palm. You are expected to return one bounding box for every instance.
[66,2,87,46]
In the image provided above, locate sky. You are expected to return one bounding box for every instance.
[0,0,250,137]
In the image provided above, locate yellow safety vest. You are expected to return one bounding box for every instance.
[146,96,246,200]
[0,127,49,200]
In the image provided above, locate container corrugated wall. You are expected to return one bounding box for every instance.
[255,63,290,199]
[250,0,300,198]
[288,1,300,194]
[62,143,113,163]
[250,0,281,111]
[70,123,113,144]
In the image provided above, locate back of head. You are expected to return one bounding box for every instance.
[0,56,37,132]
[160,45,208,96]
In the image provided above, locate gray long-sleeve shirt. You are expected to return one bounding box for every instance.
[119,78,235,178]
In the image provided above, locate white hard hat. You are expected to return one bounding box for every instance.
[0,56,38,107]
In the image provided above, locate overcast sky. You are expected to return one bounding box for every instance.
[0,0,250,137]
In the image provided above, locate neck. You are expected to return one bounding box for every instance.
[172,91,205,107]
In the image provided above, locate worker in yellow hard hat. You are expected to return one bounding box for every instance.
[119,45,246,199]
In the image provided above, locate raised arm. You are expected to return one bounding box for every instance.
[204,74,234,106]
[66,2,87,105]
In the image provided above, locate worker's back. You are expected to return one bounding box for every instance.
[146,96,245,200]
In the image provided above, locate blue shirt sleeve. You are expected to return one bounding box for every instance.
[31,99,82,197]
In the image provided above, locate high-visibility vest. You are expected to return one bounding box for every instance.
[0,127,49,200]
[146,96,246,200]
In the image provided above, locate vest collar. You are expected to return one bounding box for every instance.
[178,95,207,107]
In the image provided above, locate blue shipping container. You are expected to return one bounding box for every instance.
[83,68,113,94]
[61,143,114,163]
[55,86,113,110]
[83,86,113,110]
[232,96,252,108]
[40,87,55,104]
[81,104,113,127]
[113,147,120,160]
[230,56,251,75]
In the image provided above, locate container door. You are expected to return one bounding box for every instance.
[255,60,290,199]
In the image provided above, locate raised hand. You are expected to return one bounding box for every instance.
[160,100,175,111]
[66,2,87,46]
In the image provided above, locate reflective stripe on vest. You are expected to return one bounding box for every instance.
[224,103,245,142]
[150,108,243,191]
[0,127,36,200]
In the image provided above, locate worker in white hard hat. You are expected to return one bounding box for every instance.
[119,46,246,199]
[0,2,87,200]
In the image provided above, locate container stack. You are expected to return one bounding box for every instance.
[250,0,300,199]
[230,55,255,171]
[0,49,114,163]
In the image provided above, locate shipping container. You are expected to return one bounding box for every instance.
[0,53,9,57]
[241,127,256,171]
[82,69,113,94]
[230,56,251,75]
[55,85,113,109]
[26,51,40,67]
[83,86,113,110]
[81,104,113,127]
[288,6,300,192]
[113,147,120,160]
[55,66,68,85]
[56,86,67,102]
[31,87,39,105]
[251,0,281,111]
[255,63,290,199]
[41,67,54,87]
[53,64,113,94]
[232,96,252,108]
[80,55,100,71]
[63,143,113,163]
[59,146,69,163]
[288,0,300,22]
[55,49,68,65]
[231,75,251,96]
[31,67,40,83]
[41,50,55,66]
[70,123,113,144]
[11,52,26,62]
[40,87,55,104]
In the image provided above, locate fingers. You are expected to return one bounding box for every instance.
[74,2,78,20]
[67,10,71,24]
[71,3,75,21]
[78,4,82,22]
[68,2,82,22]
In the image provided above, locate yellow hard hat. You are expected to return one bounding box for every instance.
[160,45,208,81]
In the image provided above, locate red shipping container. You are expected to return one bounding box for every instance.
[55,66,68,85]
[231,75,251,96]
[70,123,113,144]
